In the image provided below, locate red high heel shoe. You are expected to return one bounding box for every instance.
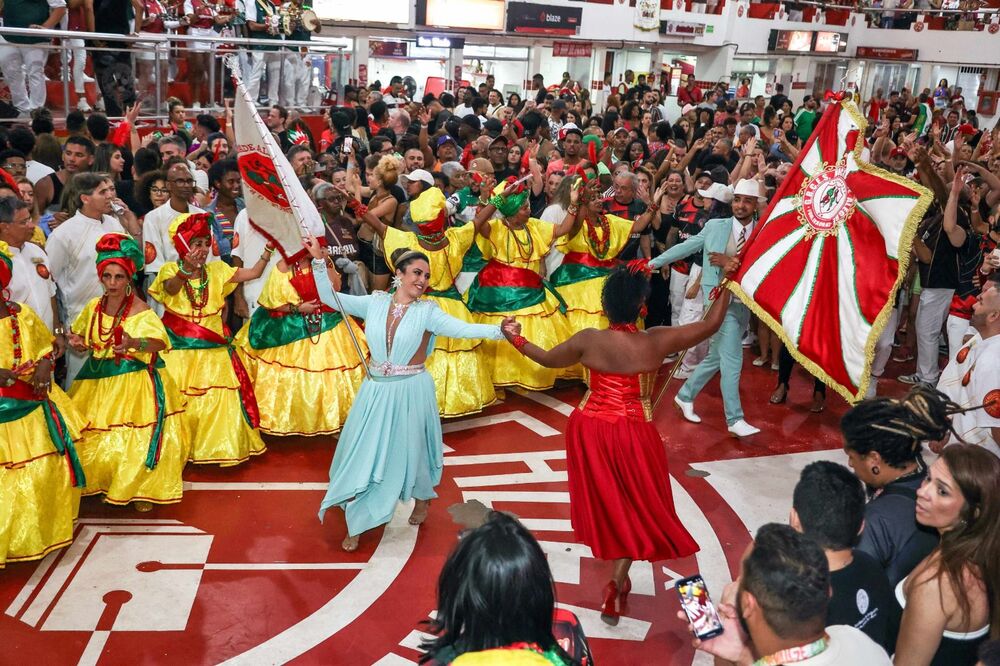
[600,581,620,626]
[619,576,632,613]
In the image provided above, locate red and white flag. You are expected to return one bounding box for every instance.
[729,96,933,402]
[229,59,322,262]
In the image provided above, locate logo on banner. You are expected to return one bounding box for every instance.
[797,164,856,238]
[989,22,999,33]
[634,0,659,30]
[238,149,290,210]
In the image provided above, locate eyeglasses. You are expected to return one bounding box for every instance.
[150,187,169,195]
[2,163,25,171]
[169,179,195,186]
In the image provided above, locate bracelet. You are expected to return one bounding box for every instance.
[567,204,580,216]
[290,303,299,314]
[259,253,272,262]
[488,194,505,209]
[53,327,65,336]
[511,334,529,351]
[177,263,194,276]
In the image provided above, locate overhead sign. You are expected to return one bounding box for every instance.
[369,40,408,58]
[660,21,707,36]
[856,46,919,61]
[552,41,592,57]
[420,0,505,30]
[312,0,409,24]
[506,1,582,35]
[416,35,465,49]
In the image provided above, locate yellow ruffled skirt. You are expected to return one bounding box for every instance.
[554,278,610,380]
[71,370,189,505]
[476,292,573,391]
[235,319,369,436]
[427,295,499,418]
[0,388,84,568]
[161,347,266,466]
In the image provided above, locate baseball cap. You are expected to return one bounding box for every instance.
[400,169,434,186]
[681,104,696,116]
[484,118,504,138]
[437,135,458,148]
[558,123,583,141]
[468,158,495,175]
[958,123,977,136]
[889,147,908,158]
[697,182,734,204]
[460,115,481,131]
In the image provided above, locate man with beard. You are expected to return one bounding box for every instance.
[681,524,892,665]
[649,178,764,438]
[936,271,1000,458]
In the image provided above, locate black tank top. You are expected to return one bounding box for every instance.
[46,172,65,213]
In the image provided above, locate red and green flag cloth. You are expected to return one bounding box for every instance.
[465,260,567,314]
[729,95,933,402]
[76,355,168,471]
[0,380,86,487]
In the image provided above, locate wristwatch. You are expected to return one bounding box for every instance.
[53,326,65,336]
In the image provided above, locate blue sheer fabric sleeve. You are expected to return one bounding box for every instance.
[311,259,371,319]
[425,302,503,341]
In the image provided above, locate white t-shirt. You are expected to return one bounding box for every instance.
[231,209,280,316]
[7,241,57,331]
[795,625,892,665]
[938,331,1000,458]
[46,212,127,323]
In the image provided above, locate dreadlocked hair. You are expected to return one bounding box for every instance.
[841,384,964,469]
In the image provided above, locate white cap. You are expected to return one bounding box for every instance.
[681,104,696,116]
[400,169,434,186]
[193,168,209,194]
[697,182,734,204]
[733,178,765,201]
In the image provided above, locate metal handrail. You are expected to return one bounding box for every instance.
[0,25,349,120]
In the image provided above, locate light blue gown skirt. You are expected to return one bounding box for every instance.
[318,371,442,536]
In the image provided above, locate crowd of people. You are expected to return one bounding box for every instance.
[1,65,1000,665]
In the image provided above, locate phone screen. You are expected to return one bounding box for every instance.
[676,576,724,640]
[343,137,353,154]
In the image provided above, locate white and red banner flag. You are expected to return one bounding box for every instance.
[729,95,933,402]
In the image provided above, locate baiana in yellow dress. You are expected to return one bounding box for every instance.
[235,262,368,436]
[0,303,86,567]
[383,224,498,417]
[465,217,572,391]
[550,214,635,379]
[149,261,266,465]
[70,299,189,505]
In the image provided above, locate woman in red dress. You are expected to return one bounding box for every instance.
[501,262,732,626]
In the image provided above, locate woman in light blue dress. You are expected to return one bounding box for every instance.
[306,238,510,551]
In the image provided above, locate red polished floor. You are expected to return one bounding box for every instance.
[0,353,909,665]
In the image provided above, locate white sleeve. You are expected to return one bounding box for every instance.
[183,0,195,14]
[231,210,249,261]
[47,0,67,8]
[970,352,1000,431]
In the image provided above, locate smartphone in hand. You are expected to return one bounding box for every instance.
[676,575,724,640]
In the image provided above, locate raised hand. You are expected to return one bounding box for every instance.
[302,234,325,260]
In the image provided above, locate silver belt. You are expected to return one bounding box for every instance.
[373,361,425,377]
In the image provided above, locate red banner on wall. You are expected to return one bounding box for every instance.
[553,41,592,57]
[855,46,918,61]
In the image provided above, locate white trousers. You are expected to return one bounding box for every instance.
[914,287,953,383]
[0,44,47,111]
[247,50,296,105]
[668,268,688,328]
[677,265,708,371]
[67,38,87,93]
[946,315,971,363]
[868,306,902,397]
[292,52,311,107]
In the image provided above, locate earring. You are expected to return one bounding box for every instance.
[391,275,402,291]
[125,284,133,297]
[639,304,648,319]
[872,466,880,475]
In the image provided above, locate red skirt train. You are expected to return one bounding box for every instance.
[565,409,699,562]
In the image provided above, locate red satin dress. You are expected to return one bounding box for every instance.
[566,359,699,562]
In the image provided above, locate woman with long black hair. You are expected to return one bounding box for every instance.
[420,512,591,665]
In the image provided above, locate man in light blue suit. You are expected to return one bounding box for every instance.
[649,179,765,437]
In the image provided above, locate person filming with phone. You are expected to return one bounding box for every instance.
[679,523,892,665]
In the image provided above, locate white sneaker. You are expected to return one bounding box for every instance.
[94,98,105,112]
[675,396,701,423]
[83,74,96,83]
[728,420,761,437]
[76,98,92,112]
[742,332,757,348]
[674,366,693,380]
[192,102,202,110]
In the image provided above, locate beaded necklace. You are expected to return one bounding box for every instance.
[584,214,612,259]
[182,263,210,317]
[505,221,534,262]
[89,291,133,349]
[4,301,23,369]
